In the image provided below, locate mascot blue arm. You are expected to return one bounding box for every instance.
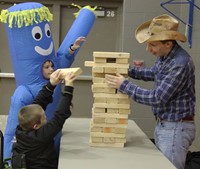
[0,2,96,159]
[57,5,96,68]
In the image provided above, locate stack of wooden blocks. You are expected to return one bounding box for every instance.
[85,51,130,147]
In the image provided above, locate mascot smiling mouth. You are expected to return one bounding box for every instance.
[35,41,53,56]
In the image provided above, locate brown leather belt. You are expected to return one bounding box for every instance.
[157,115,194,122]
[181,116,194,121]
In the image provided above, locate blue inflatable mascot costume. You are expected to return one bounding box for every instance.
[0,2,96,159]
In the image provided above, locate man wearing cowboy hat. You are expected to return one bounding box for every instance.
[105,14,195,169]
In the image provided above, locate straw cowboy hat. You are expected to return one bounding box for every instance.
[135,14,187,43]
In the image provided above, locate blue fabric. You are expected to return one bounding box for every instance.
[4,86,34,155]
[8,2,43,12]
[119,44,195,121]
[155,121,195,169]
[57,8,96,68]
[3,2,96,159]
[6,21,57,86]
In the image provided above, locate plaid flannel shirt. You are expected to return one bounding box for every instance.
[119,44,195,121]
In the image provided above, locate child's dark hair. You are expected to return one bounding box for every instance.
[43,60,54,67]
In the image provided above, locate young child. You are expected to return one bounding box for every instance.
[42,60,54,80]
[42,37,85,80]
[11,69,76,169]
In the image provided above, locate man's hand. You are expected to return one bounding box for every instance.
[50,69,62,86]
[105,73,125,89]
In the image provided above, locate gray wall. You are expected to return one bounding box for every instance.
[0,0,200,150]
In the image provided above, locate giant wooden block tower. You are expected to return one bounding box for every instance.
[85,51,130,147]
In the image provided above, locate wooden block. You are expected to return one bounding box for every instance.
[85,61,94,67]
[90,63,129,69]
[94,97,106,103]
[104,67,117,74]
[94,58,107,63]
[115,138,126,143]
[105,118,118,124]
[107,98,118,104]
[89,142,125,148]
[116,58,129,64]
[118,119,128,124]
[104,137,115,143]
[93,117,105,123]
[90,127,102,132]
[103,127,112,133]
[92,113,128,119]
[93,107,106,113]
[91,137,103,143]
[118,98,130,104]
[117,68,128,74]
[59,67,82,77]
[115,128,126,134]
[107,108,119,114]
[85,60,129,69]
[91,126,126,134]
[102,127,126,134]
[90,120,128,128]
[92,86,106,93]
[93,93,129,99]
[92,87,116,94]
[93,51,130,59]
[92,83,109,88]
[92,67,104,73]
[94,103,130,109]
[119,109,131,114]
[92,77,105,83]
[92,72,105,78]
[90,132,125,138]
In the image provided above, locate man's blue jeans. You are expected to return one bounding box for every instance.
[154,121,195,169]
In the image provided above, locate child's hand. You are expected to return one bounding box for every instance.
[64,72,76,86]
[50,69,62,86]
[74,36,86,48]
[70,37,86,51]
